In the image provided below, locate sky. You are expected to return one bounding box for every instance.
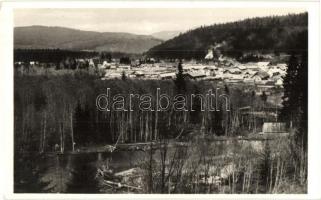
[14,8,306,35]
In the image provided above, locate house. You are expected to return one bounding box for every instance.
[223,68,242,74]
[185,72,206,80]
[204,66,217,76]
[131,59,140,66]
[255,84,274,95]
[252,71,270,82]
[267,68,282,77]
[226,74,244,83]
[159,72,176,80]
[202,76,218,81]
[213,74,224,80]
[205,49,214,60]
[182,65,194,72]
[88,59,95,68]
[244,70,258,78]
[275,79,284,87]
[127,73,136,78]
[105,72,122,79]
[243,78,255,84]
[277,63,287,70]
[265,80,276,86]
[118,65,131,70]
[226,78,243,84]
[236,65,247,70]
[134,71,145,78]
[244,64,260,71]
[143,71,159,79]
[76,59,85,64]
[110,64,117,69]
[149,58,156,63]
[204,66,217,71]
[102,61,111,69]
[257,62,270,67]
[190,65,207,71]
[259,122,288,137]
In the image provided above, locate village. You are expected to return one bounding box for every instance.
[101,59,286,88]
[15,53,287,89]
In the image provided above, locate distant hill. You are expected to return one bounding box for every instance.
[151,31,182,41]
[146,13,308,59]
[14,26,162,54]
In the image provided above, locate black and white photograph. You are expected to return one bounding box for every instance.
[1,1,320,197]
[12,7,309,194]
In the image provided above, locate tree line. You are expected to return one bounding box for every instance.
[146,13,308,60]
[14,49,140,64]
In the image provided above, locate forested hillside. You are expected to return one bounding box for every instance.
[14,26,162,54]
[146,13,307,59]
